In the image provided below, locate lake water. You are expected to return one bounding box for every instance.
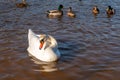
[0,0,120,80]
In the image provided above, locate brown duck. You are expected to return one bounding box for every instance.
[16,0,28,8]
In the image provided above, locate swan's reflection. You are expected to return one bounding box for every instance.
[29,54,59,72]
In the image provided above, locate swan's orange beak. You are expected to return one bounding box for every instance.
[39,40,44,49]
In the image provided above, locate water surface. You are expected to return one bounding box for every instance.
[0,0,120,80]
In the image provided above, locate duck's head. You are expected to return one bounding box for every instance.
[108,6,112,10]
[22,0,26,4]
[68,7,72,12]
[58,4,63,11]
[107,6,113,10]
[93,6,98,10]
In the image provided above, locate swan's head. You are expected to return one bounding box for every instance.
[39,34,50,50]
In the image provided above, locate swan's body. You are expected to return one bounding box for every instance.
[27,29,60,62]
[47,5,63,18]
[67,7,76,17]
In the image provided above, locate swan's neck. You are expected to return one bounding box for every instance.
[41,41,46,50]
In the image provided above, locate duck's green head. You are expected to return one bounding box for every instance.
[108,6,112,10]
[58,4,63,11]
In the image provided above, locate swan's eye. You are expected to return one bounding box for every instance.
[40,39,44,43]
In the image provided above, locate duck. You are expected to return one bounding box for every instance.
[92,6,99,15]
[16,0,28,8]
[106,6,115,15]
[67,7,76,17]
[27,29,61,62]
[47,4,63,18]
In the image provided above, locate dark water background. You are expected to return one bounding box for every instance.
[0,0,120,80]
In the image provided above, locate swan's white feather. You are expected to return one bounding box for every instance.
[27,29,60,62]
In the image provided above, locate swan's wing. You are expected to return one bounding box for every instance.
[48,35,58,48]
[48,35,60,57]
[28,29,39,49]
[28,29,35,45]
[28,29,39,36]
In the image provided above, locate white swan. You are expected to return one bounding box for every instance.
[27,29,61,62]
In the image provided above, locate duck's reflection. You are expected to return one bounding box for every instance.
[30,55,59,72]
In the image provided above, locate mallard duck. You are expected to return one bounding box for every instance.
[47,4,63,18]
[16,0,28,8]
[67,7,76,17]
[92,6,99,15]
[106,6,115,15]
[27,29,61,62]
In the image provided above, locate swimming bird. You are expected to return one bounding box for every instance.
[16,0,28,8]
[67,7,76,17]
[106,6,115,15]
[27,29,61,62]
[92,6,99,15]
[47,4,63,18]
